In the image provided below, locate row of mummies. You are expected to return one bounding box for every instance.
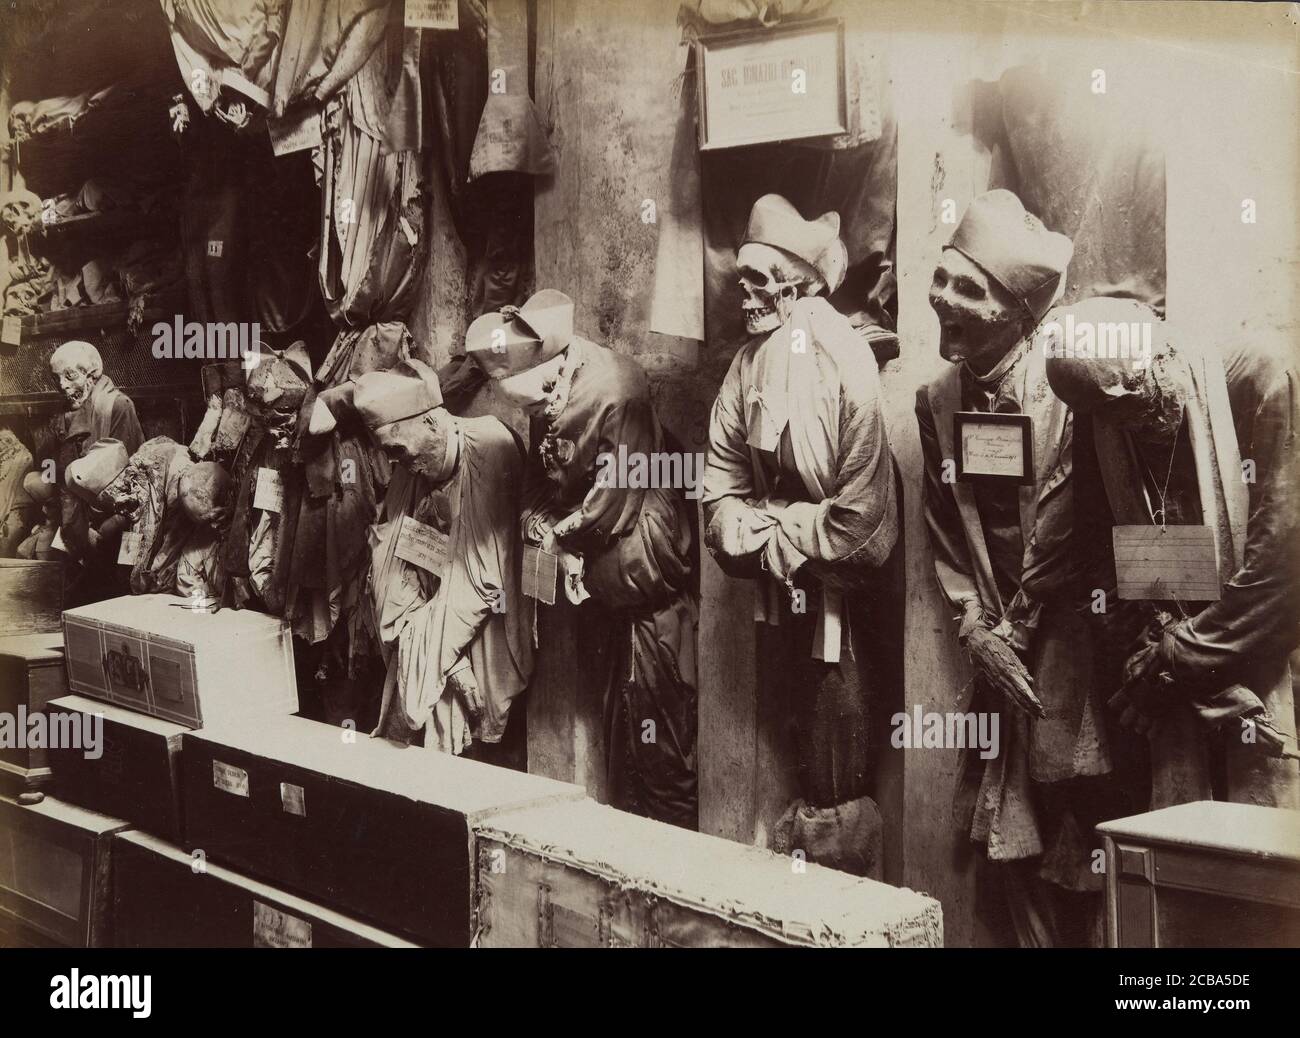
[354,188,1299,945]
[50,187,1295,947]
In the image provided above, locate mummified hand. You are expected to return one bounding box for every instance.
[965,626,1045,718]
[448,667,483,723]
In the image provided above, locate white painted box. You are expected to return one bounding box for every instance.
[61,594,297,728]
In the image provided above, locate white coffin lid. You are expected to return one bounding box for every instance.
[479,799,943,947]
[64,593,288,645]
[188,714,585,821]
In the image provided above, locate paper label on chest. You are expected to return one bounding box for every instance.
[1113,525,1221,601]
[954,411,1034,484]
[395,516,451,577]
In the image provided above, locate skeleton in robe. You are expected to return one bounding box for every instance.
[917,191,1134,947]
[465,290,699,829]
[355,359,533,760]
[46,341,143,604]
[701,195,901,878]
[1045,299,1300,812]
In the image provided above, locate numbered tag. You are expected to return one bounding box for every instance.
[522,544,558,605]
[117,529,142,566]
[253,902,312,949]
[395,515,451,577]
[1113,525,1221,601]
[254,467,285,513]
[405,0,458,29]
[212,760,249,797]
[1,315,21,346]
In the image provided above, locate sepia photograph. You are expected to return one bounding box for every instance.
[0,0,1296,1019]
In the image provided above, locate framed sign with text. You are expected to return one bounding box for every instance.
[695,18,847,151]
[954,411,1034,485]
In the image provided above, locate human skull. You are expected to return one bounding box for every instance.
[0,190,43,239]
[736,242,825,336]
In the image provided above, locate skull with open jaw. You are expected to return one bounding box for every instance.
[736,241,826,337]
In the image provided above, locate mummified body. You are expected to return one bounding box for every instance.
[467,291,699,829]
[702,195,902,877]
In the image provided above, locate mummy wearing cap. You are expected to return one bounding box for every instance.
[1045,299,1299,818]
[465,290,699,829]
[355,359,533,759]
[700,194,901,878]
[58,437,135,603]
[917,190,1129,946]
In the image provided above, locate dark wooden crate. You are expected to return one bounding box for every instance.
[180,715,584,947]
[112,830,419,948]
[0,793,130,947]
[0,632,67,793]
[48,694,185,843]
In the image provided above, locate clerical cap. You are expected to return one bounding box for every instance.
[741,194,848,294]
[465,289,575,382]
[353,359,443,431]
[947,189,1074,323]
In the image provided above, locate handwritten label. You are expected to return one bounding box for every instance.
[1,315,21,346]
[1113,525,1221,601]
[395,515,450,577]
[207,240,223,258]
[267,105,322,156]
[253,901,312,949]
[522,544,558,605]
[955,411,1031,482]
[254,467,285,513]
[212,760,249,798]
[117,529,142,567]
[405,0,458,29]
[280,781,306,817]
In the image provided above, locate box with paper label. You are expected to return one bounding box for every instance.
[61,594,297,728]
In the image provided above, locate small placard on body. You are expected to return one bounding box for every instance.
[954,411,1033,483]
[395,515,450,577]
[254,467,285,513]
[1113,524,1221,601]
[522,544,558,605]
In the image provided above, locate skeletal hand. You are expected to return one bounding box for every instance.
[966,626,1044,718]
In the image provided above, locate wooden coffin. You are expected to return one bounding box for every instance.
[0,794,130,947]
[0,632,67,794]
[181,715,585,946]
[48,694,185,842]
[112,831,419,948]
[476,799,944,948]
[62,593,297,727]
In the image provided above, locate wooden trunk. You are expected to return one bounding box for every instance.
[476,798,943,947]
[112,831,419,948]
[0,632,67,794]
[180,715,585,946]
[0,794,130,947]
[62,593,297,727]
[48,694,185,842]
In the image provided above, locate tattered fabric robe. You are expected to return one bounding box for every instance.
[522,337,699,829]
[917,333,1116,891]
[371,416,532,754]
[1079,335,1300,810]
[701,297,901,871]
